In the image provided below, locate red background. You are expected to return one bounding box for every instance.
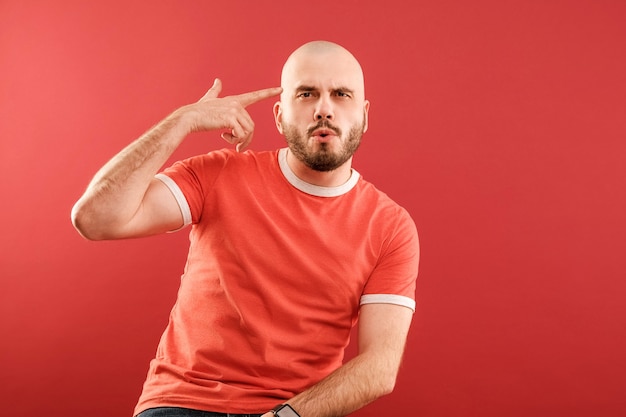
[1,1,625,416]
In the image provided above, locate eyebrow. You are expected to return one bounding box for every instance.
[295,85,317,92]
[294,85,355,95]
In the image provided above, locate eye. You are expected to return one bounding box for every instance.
[296,91,314,99]
[335,90,352,98]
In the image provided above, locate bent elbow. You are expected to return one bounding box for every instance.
[368,368,399,400]
[71,200,107,241]
[378,375,397,397]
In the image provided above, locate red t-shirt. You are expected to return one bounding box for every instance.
[134,148,419,415]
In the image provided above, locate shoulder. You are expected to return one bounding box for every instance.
[354,177,419,248]
[170,148,279,178]
[355,177,415,224]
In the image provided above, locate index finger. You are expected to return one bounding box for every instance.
[233,86,283,107]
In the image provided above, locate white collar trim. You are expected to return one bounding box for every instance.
[278,148,360,197]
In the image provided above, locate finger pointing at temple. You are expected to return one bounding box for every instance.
[232,85,283,107]
[190,79,282,151]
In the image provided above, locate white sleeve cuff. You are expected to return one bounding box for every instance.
[155,173,192,230]
[360,294,416,312]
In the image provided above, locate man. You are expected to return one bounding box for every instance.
[72,40,419,417]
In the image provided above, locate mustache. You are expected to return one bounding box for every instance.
[307,120,342,136]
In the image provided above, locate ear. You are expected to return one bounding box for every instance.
[273,101,284,134]
[362,100,370,133]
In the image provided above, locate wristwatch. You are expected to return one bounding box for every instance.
[271,403,301,417]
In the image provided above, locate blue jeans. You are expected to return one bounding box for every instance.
[137,407,263,417]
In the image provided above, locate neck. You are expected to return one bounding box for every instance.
[286,149,353,187]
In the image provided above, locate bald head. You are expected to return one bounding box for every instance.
[280,41,366,100]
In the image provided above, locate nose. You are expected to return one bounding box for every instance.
[314,96,334,120]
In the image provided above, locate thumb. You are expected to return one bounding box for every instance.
[201,78,222,100]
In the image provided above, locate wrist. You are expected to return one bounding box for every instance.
[271,403,301,417]
[171,104,199,135]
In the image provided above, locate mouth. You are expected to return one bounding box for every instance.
[308,123,341,142]
[312,128,336,138]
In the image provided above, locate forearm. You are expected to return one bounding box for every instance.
[71,106,192,239]
[286,351,400,417]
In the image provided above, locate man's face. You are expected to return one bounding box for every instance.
[274,47,370,172]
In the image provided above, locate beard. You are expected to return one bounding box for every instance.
[283,119,366,172]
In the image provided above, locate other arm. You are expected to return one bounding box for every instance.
[264,303,413,417]
[71,79,281,240]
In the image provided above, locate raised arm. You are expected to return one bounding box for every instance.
[71,79,281,240]
[265,303,414,417]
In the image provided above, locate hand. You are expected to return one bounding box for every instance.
[187,78,282,151]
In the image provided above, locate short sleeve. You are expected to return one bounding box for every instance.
[361,208,420,311]
[156,149,234,224]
